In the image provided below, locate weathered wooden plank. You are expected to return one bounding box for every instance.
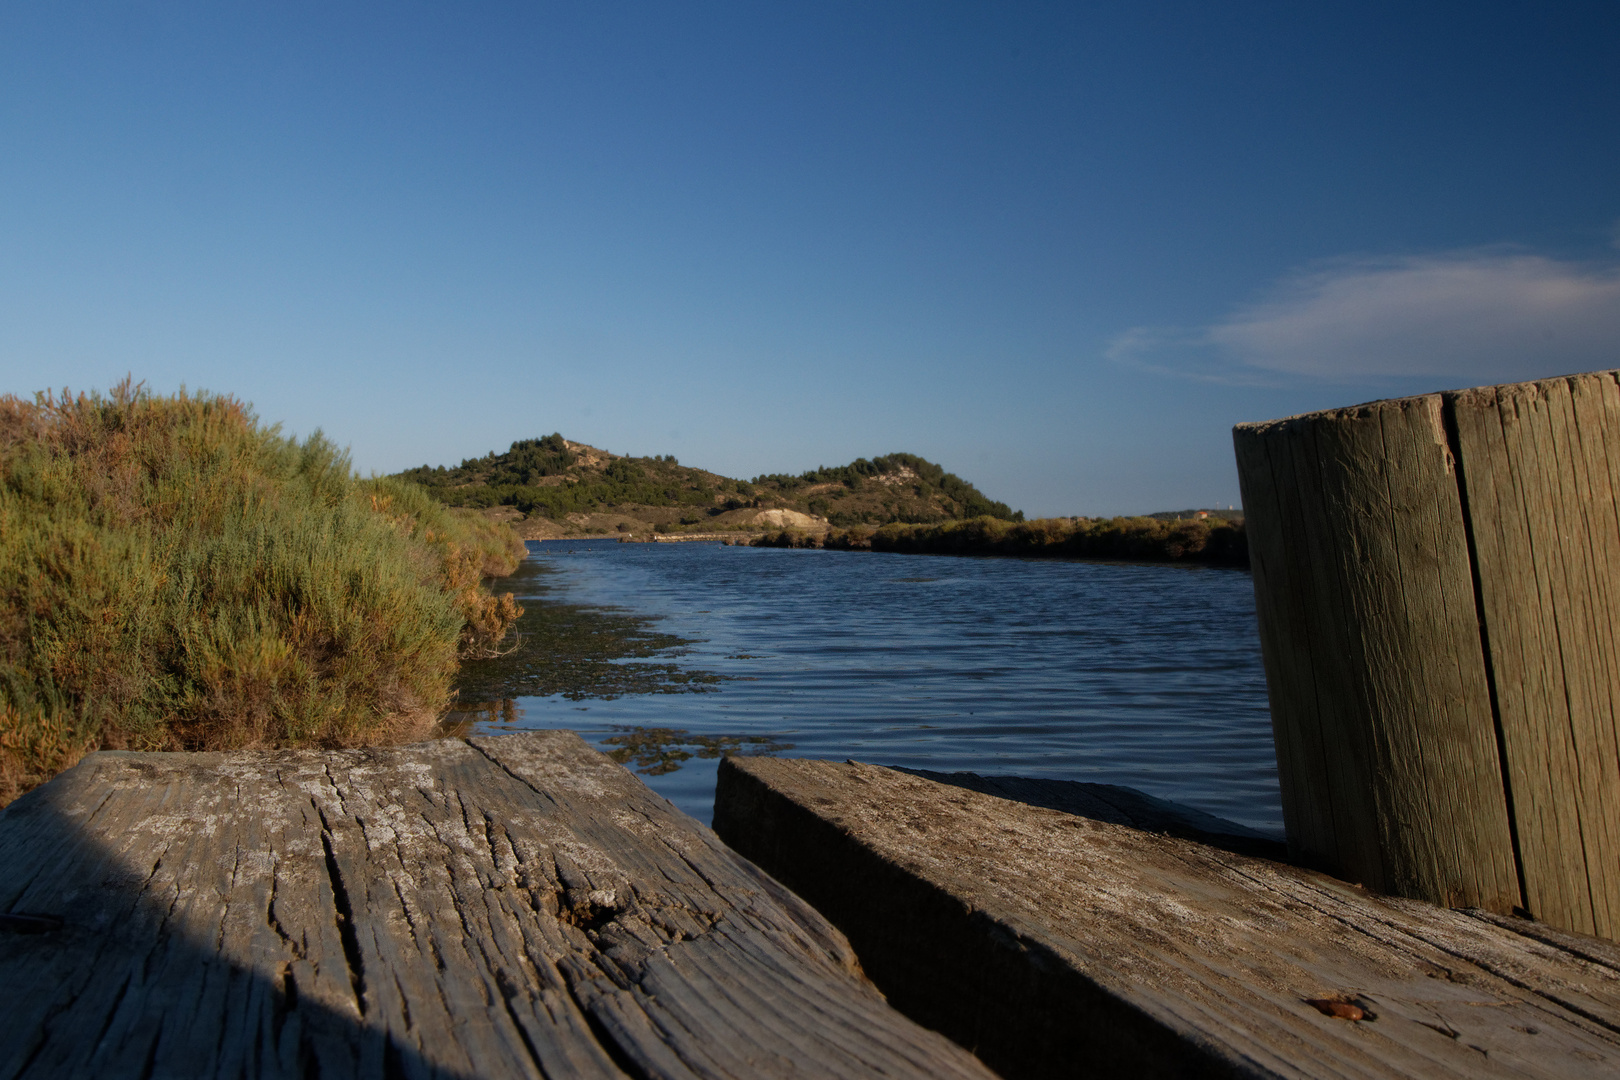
[1234,396,1518,909]
[1369,394,1516,908]
[1234,419,1354,871]
[716,755,1620,1080]
[1449,380,1577,926]
[892,766,1286,859]
[0,732,995,1079]
[1448,372,1620,938]
[1267,413,1391,881]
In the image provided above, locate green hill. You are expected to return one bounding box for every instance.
[396,438,1021,538]
[751,452,1021,526]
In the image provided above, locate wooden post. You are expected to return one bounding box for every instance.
[1235,370,1620,939]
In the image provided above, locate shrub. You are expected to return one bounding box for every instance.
[822,526,875,551]
[749,529,822,549]
[0,381,525,803]
[867,515,1247,565]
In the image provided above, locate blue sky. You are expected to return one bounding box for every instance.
[3,2,1617,517]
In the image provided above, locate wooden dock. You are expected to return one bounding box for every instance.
[0,732,994,1079]
[716,755,1620,1080]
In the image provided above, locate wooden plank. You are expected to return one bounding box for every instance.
[716,755,1620,1080]
[1270,413,1390,882]
[1363,394,1516,909]
[892,766,1287,859]
[1448,380,1581,927]
[1570,373,1620,935]
[1234,396,1518,910]
[0,731,995,1080]
[1235,418,1353,871]
[1447,371,1620,938]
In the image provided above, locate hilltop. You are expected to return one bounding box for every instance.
[396,436,1022,539]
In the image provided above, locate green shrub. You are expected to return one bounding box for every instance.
[865,516,1247,564]
[0,381,525,802]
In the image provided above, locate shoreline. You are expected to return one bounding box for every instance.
[516,513,1249,568]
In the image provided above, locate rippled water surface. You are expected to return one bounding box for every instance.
[468,539,1281,834]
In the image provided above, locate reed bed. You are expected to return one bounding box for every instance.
[0,381,525,802]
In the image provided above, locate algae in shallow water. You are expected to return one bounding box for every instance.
[452,558,727,702]
[449,558,793,774]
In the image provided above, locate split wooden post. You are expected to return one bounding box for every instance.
[1235,370,1620,939]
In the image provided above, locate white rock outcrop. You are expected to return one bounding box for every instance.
[748,509,823,528]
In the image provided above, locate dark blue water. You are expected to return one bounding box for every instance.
[476,539,1282,835]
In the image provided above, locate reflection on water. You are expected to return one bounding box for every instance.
[463,540,1281,835]
[439,697,521,736]
[602,726,795,775]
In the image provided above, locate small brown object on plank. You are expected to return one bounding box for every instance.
[1305,999,1368,1021]
[715,754,1620,1080]
[0,731,996,1079]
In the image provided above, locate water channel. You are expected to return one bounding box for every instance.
[453,539,1282,835]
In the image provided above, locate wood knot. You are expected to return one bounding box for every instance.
[560,890,622,932]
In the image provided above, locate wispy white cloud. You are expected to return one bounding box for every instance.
[1103,326,1280,386]
[1112,249,1620,384]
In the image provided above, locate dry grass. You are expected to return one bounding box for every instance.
[0,380,525,803]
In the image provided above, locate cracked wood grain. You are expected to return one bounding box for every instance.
[1236,370,1620,942]
[716,756,1620,1080]
[1448,372,1620,940]
[1234,392,1518,911]
[0,731,994,1080]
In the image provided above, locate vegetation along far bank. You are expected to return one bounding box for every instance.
[751,514,1249,566]
[396,433,1244,566]
[0,381,526,804]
